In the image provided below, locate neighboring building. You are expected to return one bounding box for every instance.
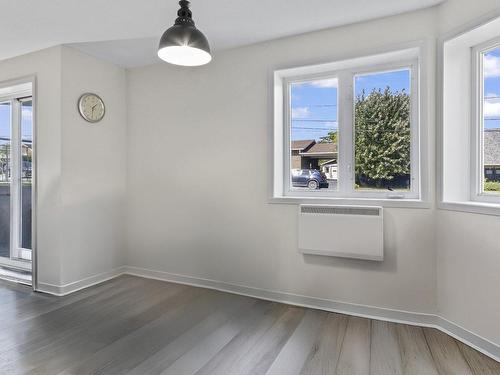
[301,142,337,164]
[484,129,500,182]
[0,141,32,181]
[291,139,338,177]
[291,140,315,169]
[319,159,338,180]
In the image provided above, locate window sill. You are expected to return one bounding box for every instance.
[438,200,500,216]
[269,196,430,209]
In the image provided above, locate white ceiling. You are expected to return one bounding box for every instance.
[0,0,444,68]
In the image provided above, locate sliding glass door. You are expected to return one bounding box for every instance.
[0,101,11,261]
[20,99,33,256]
[0,95,33,270]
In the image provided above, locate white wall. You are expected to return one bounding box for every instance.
[59,46,127,285]
[126,8,438,313]
[436,0,500,345]
[0,46,128,290]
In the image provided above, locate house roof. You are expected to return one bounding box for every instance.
[301,142,337,155]
[319,159,338,166]
[484,129,500,166]
[291,139,315,151]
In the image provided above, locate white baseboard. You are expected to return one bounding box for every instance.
[36,266,127,296]
[35,264,500,363]
[124,266,437,325]
[123,266,500,363]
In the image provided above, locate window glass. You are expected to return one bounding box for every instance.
[482,47,500,193]
[20,99,32,249]
[0,102,10,258]
[289,77,338,191]
[354,69,411,192]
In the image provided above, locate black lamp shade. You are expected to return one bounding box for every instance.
[158,1,211,66]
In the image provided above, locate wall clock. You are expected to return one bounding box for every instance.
[78,93,105,123]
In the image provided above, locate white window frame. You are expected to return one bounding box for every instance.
[0,85,33,271]
[272,47,423,205]
[437,11,500,216]
[471,37,500,204]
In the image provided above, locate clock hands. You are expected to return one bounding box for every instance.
[79,94,104,122]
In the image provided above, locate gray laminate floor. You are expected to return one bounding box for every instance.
[0,275,499,375]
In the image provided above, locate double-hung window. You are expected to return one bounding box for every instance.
[273,48,421,202]
[472,41,500,203]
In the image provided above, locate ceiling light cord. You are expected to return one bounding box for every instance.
[175,1,195,26]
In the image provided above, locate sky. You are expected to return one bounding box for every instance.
[291,51,500,142]
[290,69,410,141]
[484,47,500,130]
[0,101,33,142]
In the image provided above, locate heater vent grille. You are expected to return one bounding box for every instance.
[300,206,380,216]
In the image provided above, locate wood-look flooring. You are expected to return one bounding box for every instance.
[0,275,498,375]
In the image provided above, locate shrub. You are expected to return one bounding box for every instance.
[484,180,500,192]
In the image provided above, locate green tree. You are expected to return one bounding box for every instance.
[354,88,410,187]
[319,130,338,144]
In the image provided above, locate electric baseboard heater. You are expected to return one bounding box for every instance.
[298,205,384,261]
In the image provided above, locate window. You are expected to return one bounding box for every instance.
[289,77,339,192]
[440,14,500,214]
[473,42,500,201]
[273,48,421,202]
[354,69,413,193]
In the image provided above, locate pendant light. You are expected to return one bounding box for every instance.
[157,0,211,66]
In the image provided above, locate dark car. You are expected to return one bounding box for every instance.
[292,169,329,189]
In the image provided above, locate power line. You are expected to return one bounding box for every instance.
[292,127,337,131]
[294,104,337,107]
[291,119,337,122]
[291,126,412,133]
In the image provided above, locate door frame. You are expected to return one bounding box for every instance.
[0,76,36,290]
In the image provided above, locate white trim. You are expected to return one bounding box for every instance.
[31,75,38,292]
[269,196,430,208]
[438,200,500,216]
[36,266,127,296]
[122,266,500,362]
[124,266,436,325]
[471,41,483,202]
[11,98,22,260]
[0,257,31,271]
[471,38,500,204]
[31,265,500,362]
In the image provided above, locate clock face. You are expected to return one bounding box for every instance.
[78,93,105,123]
